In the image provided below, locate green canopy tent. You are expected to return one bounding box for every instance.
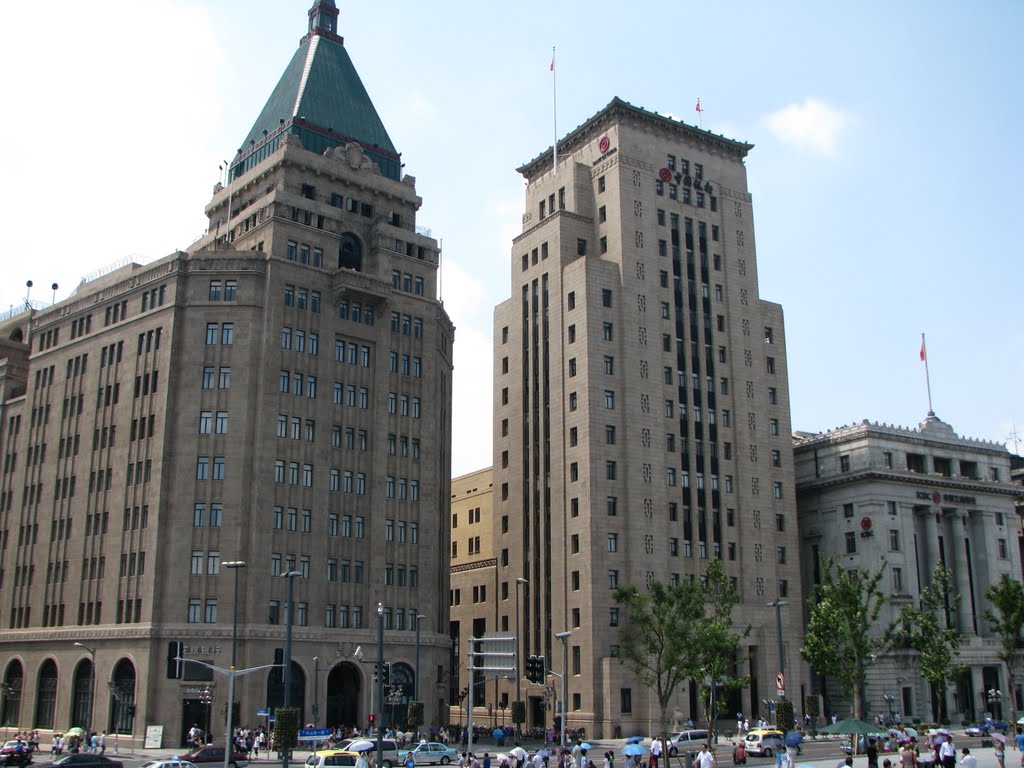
[819,718,887,736]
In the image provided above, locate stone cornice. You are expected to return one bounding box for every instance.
[450,558,497,574]
[797,468,1024,500]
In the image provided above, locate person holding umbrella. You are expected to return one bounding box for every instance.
[993,733,1007,768]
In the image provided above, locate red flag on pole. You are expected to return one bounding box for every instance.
[695,98,703,113]
[550,52,555,71]
[920,338,927,362]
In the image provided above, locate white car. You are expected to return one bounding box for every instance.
[140,761,201,768]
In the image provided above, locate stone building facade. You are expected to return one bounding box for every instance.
[794,414,1023,722]
[0,1,453,745]
[483,99,805,737]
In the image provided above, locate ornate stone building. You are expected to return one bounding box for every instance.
[0,1,453,745]
[481,99,805,737]
[795,413,1023,721]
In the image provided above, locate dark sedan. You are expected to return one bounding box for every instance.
[52,755,124,768]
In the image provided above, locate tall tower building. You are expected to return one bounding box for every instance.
[0,1,453,743]
[491,98,803,736]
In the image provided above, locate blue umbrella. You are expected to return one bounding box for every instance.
[580,744,593,752]
[626,737,645,745]
[785,732,804,748]
[622,745,648,757]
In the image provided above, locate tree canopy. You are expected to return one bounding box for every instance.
[983,574,1024,726]
[801,555,894,719]
[898,566,965,722]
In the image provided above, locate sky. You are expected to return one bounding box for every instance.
[1,1,1022,477]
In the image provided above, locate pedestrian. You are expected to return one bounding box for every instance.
[995,737,1006,768]
[900,740,917,768]
[405,752,416,768]
[696,744,715,768]
[356,751,369,768]
[959,749,976,768]
[867,738,879,768]
[99,732,106,754]
[1016,731,1024,767]
[939,737,956,768]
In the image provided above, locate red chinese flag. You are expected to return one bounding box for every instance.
[695,98,703,113]
[920,339,927,362]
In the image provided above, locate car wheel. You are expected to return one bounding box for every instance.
[383,761,393,768]
[764,749,773,758]
[442,758,451,765]
[669,748,678,758]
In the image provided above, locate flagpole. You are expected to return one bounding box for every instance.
[921,332,934,416]
[551,45,557,176]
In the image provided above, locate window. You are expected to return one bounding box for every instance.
[608,533,618,552]
[845,531,857,554]
[840,455,851,472]
[604,390,615,409]
[892,567,903,592]
[889,529,900,551]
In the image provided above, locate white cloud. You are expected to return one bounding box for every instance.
[765,99,846,155]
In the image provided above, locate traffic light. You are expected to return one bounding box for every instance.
[526,655,546,684]
[381,662,391,688]
[273,648,284,666]
[167,641,183,679]
[368,714,376,725]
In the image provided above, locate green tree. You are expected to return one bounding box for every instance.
[695,559,750,742]
[407,700,424,732]
[273,707,299,754]
[899,566,965,723]
[801,555,894,720]
[983,574,1024,727]
[614,578,706,736]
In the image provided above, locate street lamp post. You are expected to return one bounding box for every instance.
[281,570,302,768]
[415,614,426,704]
[376,602,385,768]
[767,599,787,706]
[223,560,246,768]
[73,642,96,734]
[514,577,528,737]
[987,689,1003,721]
[313,657,320,726]
[555,631,571,750]
[882,694,896,725]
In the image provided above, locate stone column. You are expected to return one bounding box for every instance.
[947,510,975,635]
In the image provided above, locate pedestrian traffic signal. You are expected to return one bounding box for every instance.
[526,655,546,684]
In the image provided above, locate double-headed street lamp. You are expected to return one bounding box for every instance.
[223,561,247,768]
[414,614,426,702]
[73,642,96,733]
[555,631,571,749]
[882,694,896,724]
[281,570,302,768]
[376,603,385,768]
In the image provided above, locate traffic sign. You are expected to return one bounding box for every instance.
[776,672,785,695]
[257,708,270,717]
[299,729,331,742]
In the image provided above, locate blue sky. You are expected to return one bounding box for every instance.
[1,1,1021,475]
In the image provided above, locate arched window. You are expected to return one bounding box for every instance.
[35,659,58,728]
[70,659,92,728]
[1,659,23,726]
[109,658,136,734]
[325,662,361,729]
[339,233,363,271]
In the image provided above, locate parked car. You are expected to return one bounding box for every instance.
[966,720,1009,737]
[744,730,785,758]
[667,730,711,757]
[52,756,125,768]
[172,746,248,768]
[397,742,459,765]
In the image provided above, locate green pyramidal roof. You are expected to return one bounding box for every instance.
[232,2,400,181]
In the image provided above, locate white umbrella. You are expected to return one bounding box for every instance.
[348,740,375,752]
[510,747,528,760]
